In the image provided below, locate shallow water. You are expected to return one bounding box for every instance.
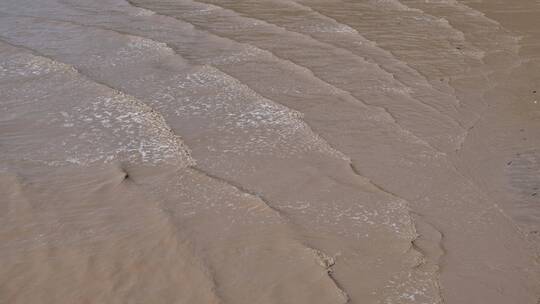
[0,0,539,303]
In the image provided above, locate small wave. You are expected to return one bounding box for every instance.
[0,45,194,167]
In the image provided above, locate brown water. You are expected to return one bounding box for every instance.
[0,0,539,303]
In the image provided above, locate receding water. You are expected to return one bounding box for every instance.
[1,0,539,303]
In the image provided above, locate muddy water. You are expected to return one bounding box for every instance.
[0,0,539,303]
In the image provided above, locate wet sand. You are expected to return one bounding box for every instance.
[0,0,539,303]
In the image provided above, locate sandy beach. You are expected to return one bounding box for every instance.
[1,0,539,303]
